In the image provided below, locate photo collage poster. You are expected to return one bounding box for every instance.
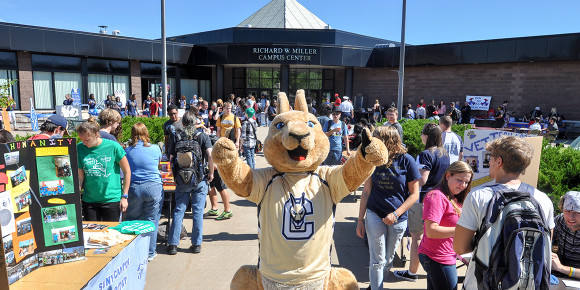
[0,138,84,286]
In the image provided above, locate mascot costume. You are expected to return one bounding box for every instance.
[212,90,389,290]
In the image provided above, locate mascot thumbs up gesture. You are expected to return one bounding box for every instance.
[212,90,389,290]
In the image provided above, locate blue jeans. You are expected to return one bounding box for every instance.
[419,253,458,290]
[126,181,163,258]
[243,145,256,169]
[324,150,342,166]
[365,209,407,290]
[168,180,208,246]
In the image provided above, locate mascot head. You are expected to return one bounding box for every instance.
[264,90,330,173]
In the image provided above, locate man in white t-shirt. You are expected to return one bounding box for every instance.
[338,96,354,123]
[439,116,463,163]
[453,136,554,290]
[529,117,542,132]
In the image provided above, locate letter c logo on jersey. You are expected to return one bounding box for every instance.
[282,192,314,240]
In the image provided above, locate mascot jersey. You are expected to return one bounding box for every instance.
[248,166,350,285]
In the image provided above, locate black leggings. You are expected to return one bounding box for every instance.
[82,201,121,222]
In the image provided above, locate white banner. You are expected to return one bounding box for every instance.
[466,95,492,111]
[115,90,127,106]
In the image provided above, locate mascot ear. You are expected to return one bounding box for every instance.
[277,92,290,115]
[294,89,308,113]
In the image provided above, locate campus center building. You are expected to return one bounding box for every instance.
[1,0,580,120]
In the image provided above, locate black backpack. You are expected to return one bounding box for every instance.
[471,183,551,290]
[171,131,205,187]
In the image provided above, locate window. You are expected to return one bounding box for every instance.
[33,71,53,109]
[290,69,322,90]
[0,70,19,109]
[180,79,198,103]
[54,72,82,105]
[245,68,280,89]
[180,79,210,103]
[88,74,131,105]
[88,74,113,104]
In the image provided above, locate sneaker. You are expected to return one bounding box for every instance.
[189,245,201,254]
[215,211,233,220]
[167,245,177,255]
[393,270,418,282]
[203,209,219,217]
[148,252,157,262]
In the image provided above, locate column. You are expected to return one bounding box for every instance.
[280,64,289,94]
[215,65,224,102]
[345,67,354,98]
[129,60,142,110]
[16,52,33,111]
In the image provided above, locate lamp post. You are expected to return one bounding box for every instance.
[397,0,407,119]
[161,0,167,116]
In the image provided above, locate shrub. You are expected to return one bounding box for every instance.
[120,116,169,144]
[538,140,580,214]
[376,118,470,157]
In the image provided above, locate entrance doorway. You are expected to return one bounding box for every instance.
[141,77,176,107]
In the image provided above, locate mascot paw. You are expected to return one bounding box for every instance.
[212,137,239,166]
[360,128,389,166]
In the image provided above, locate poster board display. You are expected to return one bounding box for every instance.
[462,129,542,188]
[71,88,81,106]
[466,95,492,111]
[114,90,127,106]
[55,105,82,121]
[0,138,84,287]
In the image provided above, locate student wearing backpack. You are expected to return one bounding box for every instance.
[167,111,214,255]
[241,108,258,169]
[323,106,351,165]
[394,123,450,282]
[418,161,473,290]
[551,191,580,278]
[453,136,554,290]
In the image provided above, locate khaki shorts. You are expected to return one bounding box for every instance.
[408,203,424,234]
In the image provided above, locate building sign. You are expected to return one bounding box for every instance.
[250,46,320,64]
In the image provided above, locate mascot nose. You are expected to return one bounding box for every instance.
[289,132,310,142]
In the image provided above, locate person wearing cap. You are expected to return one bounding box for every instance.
[241,108,258,169]
[322,106,351,165]
[339,96,354,123]
[29,115,69,140]
[530,107,543,122]
[552,191,580,278]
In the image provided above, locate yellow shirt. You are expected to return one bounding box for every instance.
[216,114,241,137]
[248,166,350,285]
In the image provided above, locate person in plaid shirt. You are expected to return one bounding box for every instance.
[241,107,258,169]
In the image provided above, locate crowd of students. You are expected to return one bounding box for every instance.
[7,92,573,288]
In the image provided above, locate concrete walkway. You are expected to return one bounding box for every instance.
[143,126,467,290]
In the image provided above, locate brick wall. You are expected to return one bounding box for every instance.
[17,52,33,111]
[354,60,580,120]
[129,60,141,110]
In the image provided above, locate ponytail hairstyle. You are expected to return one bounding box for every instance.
[77,117,100,137]
[181,111,198,140]
[431,161,474,216]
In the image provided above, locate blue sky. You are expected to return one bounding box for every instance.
[1,0,578,45]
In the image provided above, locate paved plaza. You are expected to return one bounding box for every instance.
[142,126,467,290]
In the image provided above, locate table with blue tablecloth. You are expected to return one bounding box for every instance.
[11,222,149,290]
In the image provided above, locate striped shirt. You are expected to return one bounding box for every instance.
[553,214,580,268]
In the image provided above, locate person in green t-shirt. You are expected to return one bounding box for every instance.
[77,120,131,221]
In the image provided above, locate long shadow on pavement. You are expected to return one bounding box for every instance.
[203,232,258,242]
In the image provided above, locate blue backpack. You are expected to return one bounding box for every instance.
[471,183,551,290]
